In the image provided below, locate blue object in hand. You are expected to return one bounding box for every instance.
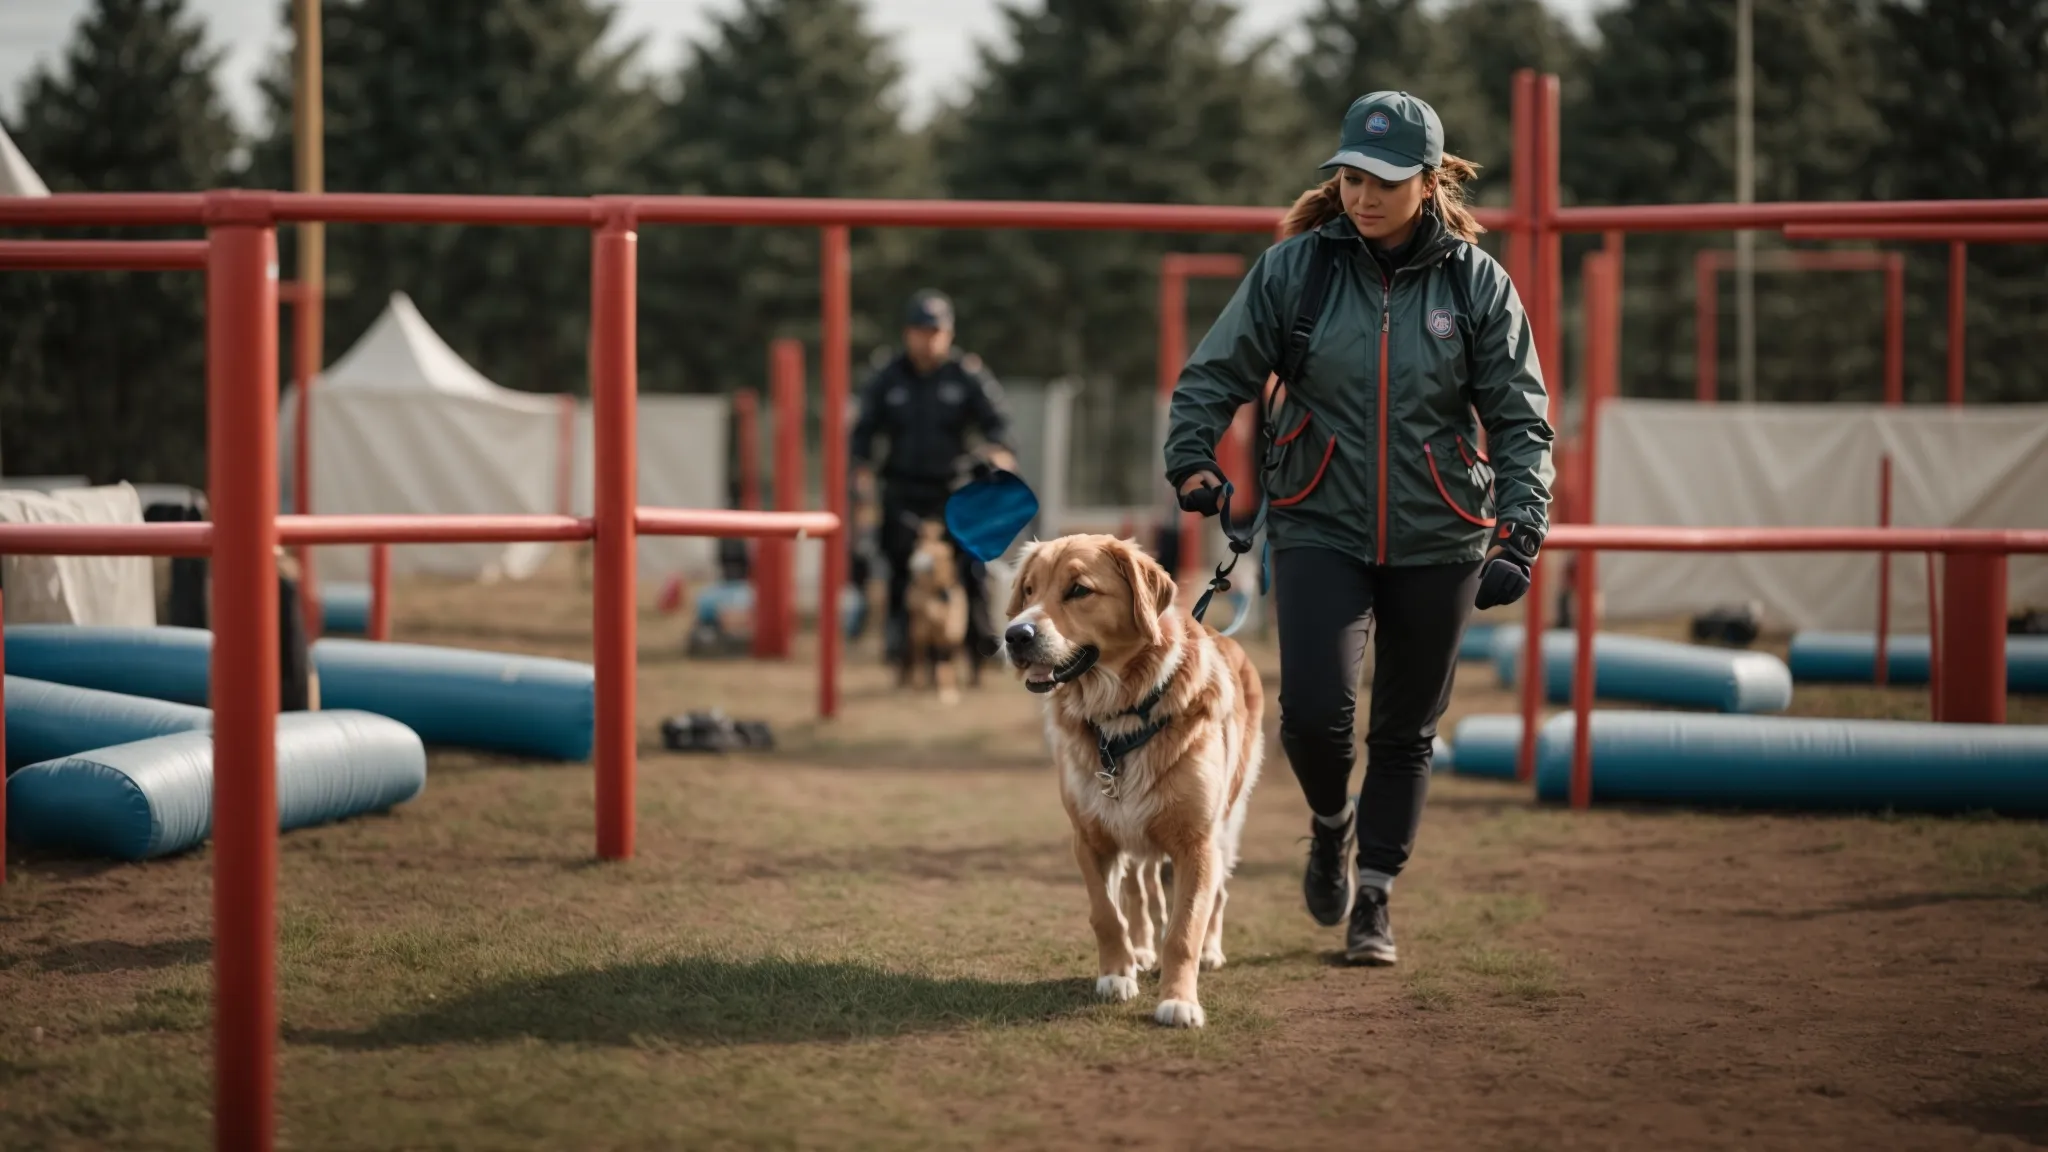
[945,469,1039,563]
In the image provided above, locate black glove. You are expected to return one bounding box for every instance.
[1475,520,1543,610]
[1177,480,1225,518]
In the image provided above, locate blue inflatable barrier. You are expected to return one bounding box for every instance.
[1490,626,1793,714]
[321,582,372,635]
[1458,621,1500,663]
[1447,713,1524,779]
[1787,632,2048,692]
[1431,735,1453,772]
[1531,709,2048,815]
[4,625,595,761]
[6,709,426,861]
[4,624,214,706]
[313,638,594,761]
[6,676,212,772]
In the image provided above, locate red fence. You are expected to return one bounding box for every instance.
[7,67,2048,1152]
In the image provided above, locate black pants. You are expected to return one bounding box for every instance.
[880,481,992,661]
[1273,547,1480,878]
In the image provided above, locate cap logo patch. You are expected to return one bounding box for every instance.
[1364,111,1391,137]
[1428,308,1455,338]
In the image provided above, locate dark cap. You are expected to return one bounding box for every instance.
[903,289,954,330]
[1320,91,1443,181]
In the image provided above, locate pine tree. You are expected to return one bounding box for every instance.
[247,0,659,395]
[0,0,239,486]
[932,0,1299,502]
[637,0,934,396]
[1568,0,1889,404]
[1870,0,2048,404]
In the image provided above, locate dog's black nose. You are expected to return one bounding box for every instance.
[1004,622,1037,651]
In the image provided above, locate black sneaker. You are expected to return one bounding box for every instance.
[1345,885,1397,966]
[1303,813,1356,927]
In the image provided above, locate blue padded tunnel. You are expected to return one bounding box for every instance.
[312,638,594,761]
[1447,713,1524,780]
[4,625,595,761]
[6,709,427,861]
[6,676,212,772]
[1531,709,2048,816]
[1787,632,2048,692]
[1458,621,1500,663]
[1490,626,1793,714]
[5,624,214,705]
[320,582,372,635]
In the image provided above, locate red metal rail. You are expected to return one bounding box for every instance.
[1693,248,1905,404]
[1554,199,2048,233]
[1783,222,2048,243]
[0,239,207,270]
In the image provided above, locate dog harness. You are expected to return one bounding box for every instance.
[1090,680,1171,800]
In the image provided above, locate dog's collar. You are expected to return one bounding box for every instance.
[1090,680,1171,800]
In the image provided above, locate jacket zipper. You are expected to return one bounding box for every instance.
[1376,270,1391,565]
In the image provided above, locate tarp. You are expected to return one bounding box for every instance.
[0,122,49,197]
[1595,399,2048,633]
[280,292,570,585]
[0,483,156,625]
[570,393,729,582]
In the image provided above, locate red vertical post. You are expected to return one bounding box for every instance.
[819,226,850,719]
[1569,250,1617,810]
[367,543,391,641]
[206,207,281,1152]
[1875,455,1892,687]
[291,279,322,643]
[1695,251,1718,403]
[1516,557,1548,784]
[1937,552,2006,724]
[1884,255,1905,406]
[1159,259,1200,577]
[592,210,639,860]
[1926,553,1943,720]
[755,340,803,660]
[1508,69,1536,297]
[555,393,578,515]
[734,388,761,512]
[1946,242,1967,406]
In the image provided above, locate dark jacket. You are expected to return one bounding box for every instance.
[1163,209,1554,566]
[850,348,1014,488]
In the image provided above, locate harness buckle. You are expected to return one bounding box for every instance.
[1095,734,1123,799]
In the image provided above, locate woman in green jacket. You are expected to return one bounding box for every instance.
[1166,90,1555,966]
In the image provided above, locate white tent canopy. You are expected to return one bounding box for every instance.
[281,292,568,584]
[283,291,734,589]
[0,121,49,197]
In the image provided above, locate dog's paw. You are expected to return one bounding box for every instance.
[1200,948,1226,972]
[1153,999,1206,1029]
[1131,947,1158,972]
[1095,974,1140,1002]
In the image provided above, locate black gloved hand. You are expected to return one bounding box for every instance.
[1475,520,1543,610]
[1177,481,1225,518]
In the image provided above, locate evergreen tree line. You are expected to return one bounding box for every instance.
[2,0,2042,496]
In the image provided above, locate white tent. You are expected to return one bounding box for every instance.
[281,292,570,584]
[0,121,49,197]
[569,393,729,583]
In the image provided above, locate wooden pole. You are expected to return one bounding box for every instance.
[292,0,325,643]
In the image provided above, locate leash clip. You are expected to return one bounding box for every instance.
[1095,735,1122,799]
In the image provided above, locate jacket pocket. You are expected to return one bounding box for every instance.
[1423,435,1495,527]
[1266,404,1337,508]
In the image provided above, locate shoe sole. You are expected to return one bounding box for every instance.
[1343,947,1397,967]
[1304,854,1357,928]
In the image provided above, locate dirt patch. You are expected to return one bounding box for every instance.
[3,561,2046,1150]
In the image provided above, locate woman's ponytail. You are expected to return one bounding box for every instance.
[1280,177,1345,240]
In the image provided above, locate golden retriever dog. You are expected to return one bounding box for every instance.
[1001,534,1264,1028]
[903,519,972,703]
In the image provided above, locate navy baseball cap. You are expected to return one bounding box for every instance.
[1320,91,1443,182]
[904,289,954,330]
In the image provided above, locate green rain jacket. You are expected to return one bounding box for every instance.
[1164,209,1555,567]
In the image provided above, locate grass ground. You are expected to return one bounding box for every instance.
[3,557,2046,1150]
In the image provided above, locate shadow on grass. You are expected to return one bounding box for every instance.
[1734,884,2048,921]
[32,938,210,974]
[291,954,1100,1049]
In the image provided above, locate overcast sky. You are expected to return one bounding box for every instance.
[1,0,1610,132]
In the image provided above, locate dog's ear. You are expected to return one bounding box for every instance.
[1005,540,1041,620]
[1112,539,1175,646]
